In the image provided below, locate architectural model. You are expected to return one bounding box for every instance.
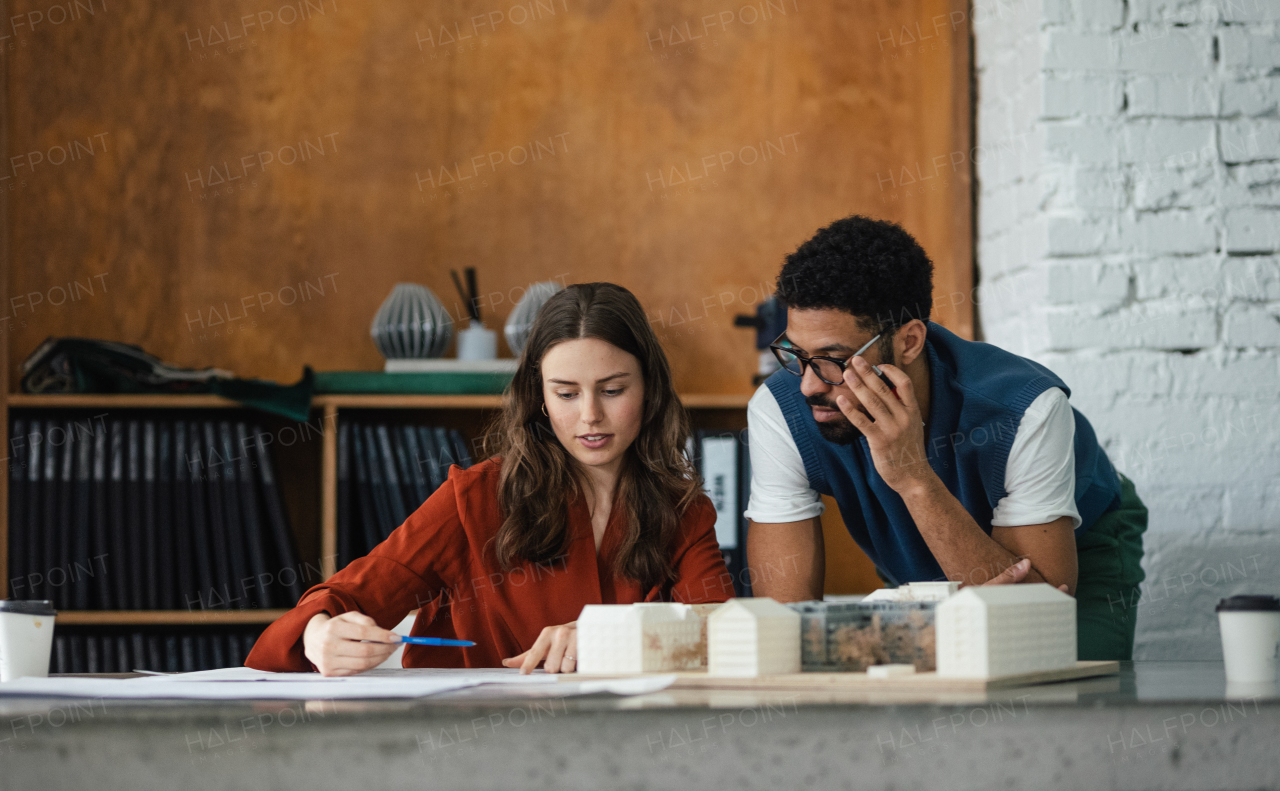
[575,603,703,673]
[935,583,1077,678]
[861,581,960,603]
[707,598,801,677]
[787,600,936,672]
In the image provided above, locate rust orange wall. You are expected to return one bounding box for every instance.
[4,0,971,394]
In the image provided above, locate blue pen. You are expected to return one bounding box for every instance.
[395,635,475,647]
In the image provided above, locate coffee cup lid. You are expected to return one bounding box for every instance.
[0,600,56,616]
[1216,595,1280,612]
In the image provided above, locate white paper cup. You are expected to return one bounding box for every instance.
[0,600,57,682]
[1216,595,1280,684]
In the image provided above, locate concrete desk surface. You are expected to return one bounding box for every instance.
[1,661,1276,791]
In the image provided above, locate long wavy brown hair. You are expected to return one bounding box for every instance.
[482,282,701,592]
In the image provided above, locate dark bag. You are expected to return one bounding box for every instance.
[21,337,314,422]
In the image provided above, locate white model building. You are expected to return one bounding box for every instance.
[707,598,801,677]
[575,603,703,673]
[935,584,1076,678]
[862,580,961,603]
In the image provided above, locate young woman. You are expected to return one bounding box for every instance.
[245,282,735,676]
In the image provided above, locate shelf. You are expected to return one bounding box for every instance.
[54,610,288,626]
[5,393,751,410]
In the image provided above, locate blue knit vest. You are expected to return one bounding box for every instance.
[764,321,1122,586]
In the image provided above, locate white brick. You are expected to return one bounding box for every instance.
[1221,257,1280,300]
[1224,208,1280,253]
[1224,480,1280,533]
[1220,120,1280,163]
[1222,78,1280,117]
[1071,0,1125,28]
[1127,0,1238,23]
[1043,76,1123,117]
[1128,76,1219,117]
[1070,168,1128,209]
[1044,30,1118,69]
[1118,29,1214,74]
[1125,210,1218,254]
[1046,215,1113,254]
[1046,260,1130,305]
[1223,163,1280,207]
[1217,0,1277,22]
[1045,300,1217,349]
[1133,164,1217,209]
[1121,120,1215,164]
[1223,302,1280,347]
[1167,349,1280,397]
[1220,28,1280,70]
[1044,123,1119,163]
[1132,256,1222,300]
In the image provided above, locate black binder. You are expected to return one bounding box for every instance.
[142,421,158,609]
[215,421,250,609]
[85,633,100,673]
[25,418,44,601]
[432,427,455,480]
[8,417,27,599]
[232,423,270,608]
[199,422,234,607]
[131,632,146,672]
[249,422,303,605]
[71,429,93,610]
[90,422,112,609]
[450,429,473,468]
[108,420,130,609]
[361,424,394,544]
[69,632,85,673]
[416,425,444,492]
[187,423,218,607]
[52,421,76,610]
[399,425,430,507]
[336,421,354,569]
[156,421,175,609]
[390,424,417,514]
[54,634,68,675]
[351,424,381,555]
[180,634,196,672]
[737,428,753,597]
[39,421,58,604]
[376,424,408,534]
[125,420,144,609]
[164,635,179,672]
[172,422,196,609]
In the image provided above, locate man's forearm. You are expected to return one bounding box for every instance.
[899,475,1048,586]
[747,519,825,601]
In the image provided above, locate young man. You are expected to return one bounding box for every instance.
[745,215,1147,660]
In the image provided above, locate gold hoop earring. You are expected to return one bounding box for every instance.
[541,402,548,416]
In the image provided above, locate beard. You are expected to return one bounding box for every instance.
[807,393,864,445]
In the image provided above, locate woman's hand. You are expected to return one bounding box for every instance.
[302,612,400,677]
[501,622,577,674]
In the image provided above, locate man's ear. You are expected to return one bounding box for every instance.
[894,319,929,366]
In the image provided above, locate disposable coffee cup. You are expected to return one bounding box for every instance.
[1216,595,1280,684]
[0,600,57,682]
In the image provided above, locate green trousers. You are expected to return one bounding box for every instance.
[1074,472,1148,660]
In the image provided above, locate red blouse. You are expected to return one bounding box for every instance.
[245,457,735,671]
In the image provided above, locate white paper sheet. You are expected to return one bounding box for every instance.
[0,668,676,700]
[0,675,482,700]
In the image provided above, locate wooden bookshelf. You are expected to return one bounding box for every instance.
[1,390,750,622]
[55,610,289,626]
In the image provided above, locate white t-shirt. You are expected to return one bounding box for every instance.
[744,384,1082,530]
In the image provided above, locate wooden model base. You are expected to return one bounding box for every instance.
[564,660,1119,692]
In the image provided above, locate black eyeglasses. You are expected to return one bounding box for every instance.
[770,331,895,389]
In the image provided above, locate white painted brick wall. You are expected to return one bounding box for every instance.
[973,0,1280,660]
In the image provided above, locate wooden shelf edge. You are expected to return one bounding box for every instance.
[6,393,750,410]
[55,609,288,626]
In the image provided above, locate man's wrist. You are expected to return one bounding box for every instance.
[896,470,942,503]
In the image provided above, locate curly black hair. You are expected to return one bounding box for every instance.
[775,215,934,334]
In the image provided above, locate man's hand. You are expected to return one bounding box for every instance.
[501,622,577,674]
[836,359,933,495]
[976,557,1069,592]
[302,612,400,677]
